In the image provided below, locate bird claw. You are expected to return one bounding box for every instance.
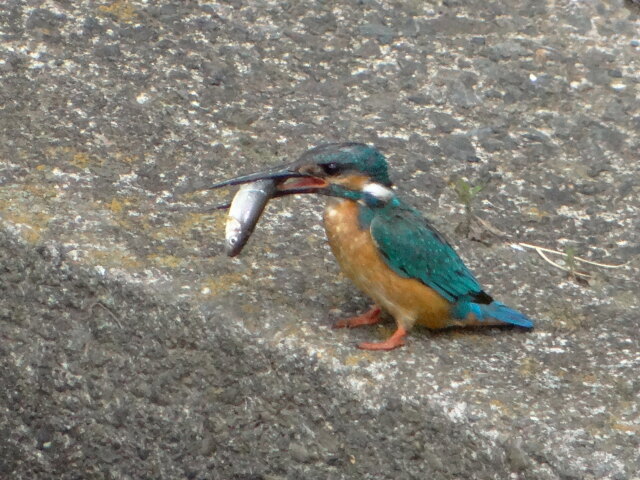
[356,327,407,351]
[333,306,382,329]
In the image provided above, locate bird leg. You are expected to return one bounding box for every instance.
[333,305,382,329]
[357,326,407,351]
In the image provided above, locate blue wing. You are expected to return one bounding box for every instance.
[367,201,485,304]
[366,200,534,328]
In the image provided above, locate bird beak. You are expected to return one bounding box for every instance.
[206,160,328,195]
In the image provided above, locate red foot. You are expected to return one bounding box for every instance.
[357,327,407,351]
[333,306,382,329]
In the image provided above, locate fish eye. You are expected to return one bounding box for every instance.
[322,162,340,175]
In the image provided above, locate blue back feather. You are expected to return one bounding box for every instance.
[362,198,534,328]
[366,199,484,303]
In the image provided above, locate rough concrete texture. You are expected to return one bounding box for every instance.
[1,0,639,479]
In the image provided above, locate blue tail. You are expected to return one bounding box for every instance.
[479,301,534,328]
[452,301,534,328]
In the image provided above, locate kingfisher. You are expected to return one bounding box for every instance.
[208,143,534,350]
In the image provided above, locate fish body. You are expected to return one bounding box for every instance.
[225,179,277,256]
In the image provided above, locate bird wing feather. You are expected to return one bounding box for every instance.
[369,205,483,303]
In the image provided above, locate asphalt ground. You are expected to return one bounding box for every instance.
[1,1,639,478]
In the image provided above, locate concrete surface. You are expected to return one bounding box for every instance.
[1,0,639,479]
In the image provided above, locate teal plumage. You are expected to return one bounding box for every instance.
[366,199,482,303]
[359,191,534,328]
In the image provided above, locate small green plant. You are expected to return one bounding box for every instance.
[564,246,576,278]
[454,178,485,212]
[453,178,485,237]
[564,246,590,285]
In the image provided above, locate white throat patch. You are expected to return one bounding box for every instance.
[362,183,395,202]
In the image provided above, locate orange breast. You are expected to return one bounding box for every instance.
[323,199,452,330]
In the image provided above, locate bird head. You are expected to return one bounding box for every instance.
[207,143,393,200]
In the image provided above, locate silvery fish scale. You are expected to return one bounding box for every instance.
[225,179,277,256]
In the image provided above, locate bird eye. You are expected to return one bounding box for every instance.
[322,162,340,175]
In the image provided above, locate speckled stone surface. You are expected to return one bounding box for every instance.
[1,1,639,479]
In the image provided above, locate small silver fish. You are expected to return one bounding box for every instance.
[225,179,277,257]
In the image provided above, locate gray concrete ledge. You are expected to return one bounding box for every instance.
[1,0,639,479]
